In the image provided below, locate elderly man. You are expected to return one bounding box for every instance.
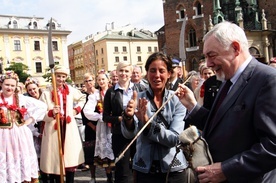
[177,21,276,182]
[131,65,148,91]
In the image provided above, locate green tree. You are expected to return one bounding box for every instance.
[5,62,30,82]
[42,67,73,84]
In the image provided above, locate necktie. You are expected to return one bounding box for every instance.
[170,83,174,90]
[208,80,232,131]
[214,80,232,112]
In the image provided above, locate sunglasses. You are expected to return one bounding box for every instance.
[84,79,93,83]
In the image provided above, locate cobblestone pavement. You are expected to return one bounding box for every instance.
[75,167,110,183]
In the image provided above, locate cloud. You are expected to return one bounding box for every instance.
[0,0,164,44]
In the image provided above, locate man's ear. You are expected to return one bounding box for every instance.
[232,41,241,56]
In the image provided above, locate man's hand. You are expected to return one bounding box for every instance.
[176,84,197,111]
[196,162,227,183]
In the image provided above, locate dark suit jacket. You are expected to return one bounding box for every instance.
[185,58,276,182]
[103,86,124,135]
[171,78,183,91]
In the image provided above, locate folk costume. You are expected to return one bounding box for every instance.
[83,89,115,168]
[0,71,47,183]
[39,83,86,176]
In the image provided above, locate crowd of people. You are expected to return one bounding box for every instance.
[0,21,275,183]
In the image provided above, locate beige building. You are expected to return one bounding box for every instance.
[69,24,158,87]
[0,14,71,86]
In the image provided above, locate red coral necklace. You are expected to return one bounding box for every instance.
[0,93,27,123]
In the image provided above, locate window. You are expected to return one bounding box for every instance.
[189,28,197,47]
[123,46,127,52]
[148,47,152,52]
[96,50,98,56]
[138,56,142,62]
[14,40,21,51]
[123,56,127,61]
[33,22,38,29]
[114,46,119,52]
[35,62,42,73]
[101,58,104,64]
[197,2,202,15]
[180,9,185,19]
[52,41,58,51]
[176,7,186,21]
[34,41,40,50]
[115,56,119,62]
[52,23,56,30]
[154,47,158,52]
[13,20,18,29]
[137,46,141,52]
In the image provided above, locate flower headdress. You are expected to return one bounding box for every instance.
[24,77,39,88]
[0,71,19,83]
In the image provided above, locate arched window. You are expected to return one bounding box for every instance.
[249,47,260,58]
[197,2,202,15]
[13,20,18,29]
[33,22,38,29]
[189,28,197,47]
[176,5,186,21]
[218,16,223,23]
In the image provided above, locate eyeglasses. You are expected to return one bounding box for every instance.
[84,79,93,83]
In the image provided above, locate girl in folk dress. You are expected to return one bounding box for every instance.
[0,71,47,183]
[24,77,48,183]
[83,70,114,183]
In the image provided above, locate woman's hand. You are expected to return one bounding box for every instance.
[176,84,197,111]
[124,91,137,118]
[135,97,149,125]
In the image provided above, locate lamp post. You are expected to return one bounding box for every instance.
[0,57,3,74]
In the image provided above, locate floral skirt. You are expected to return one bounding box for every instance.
[93,122,114,167]
[0,125,39,182]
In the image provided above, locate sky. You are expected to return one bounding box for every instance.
[0,0,165,45]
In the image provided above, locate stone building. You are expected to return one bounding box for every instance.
[68,24,158,87]
[0,14,71,86]
[158,0,276,74]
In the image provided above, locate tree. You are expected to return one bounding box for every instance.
[42,67,73,84]
[5,62,30,83]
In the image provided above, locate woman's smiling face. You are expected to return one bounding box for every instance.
[147,59,170,92]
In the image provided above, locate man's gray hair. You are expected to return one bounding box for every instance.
[203,21,249,51]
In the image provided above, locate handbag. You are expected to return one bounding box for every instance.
[166,125,213,183]
[179,125,213,183]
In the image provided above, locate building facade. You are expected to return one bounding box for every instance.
[68,24,158,87]
[0,14,71,86]
[159,0,276,73]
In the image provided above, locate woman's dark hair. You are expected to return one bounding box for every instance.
[145,52,173,73]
